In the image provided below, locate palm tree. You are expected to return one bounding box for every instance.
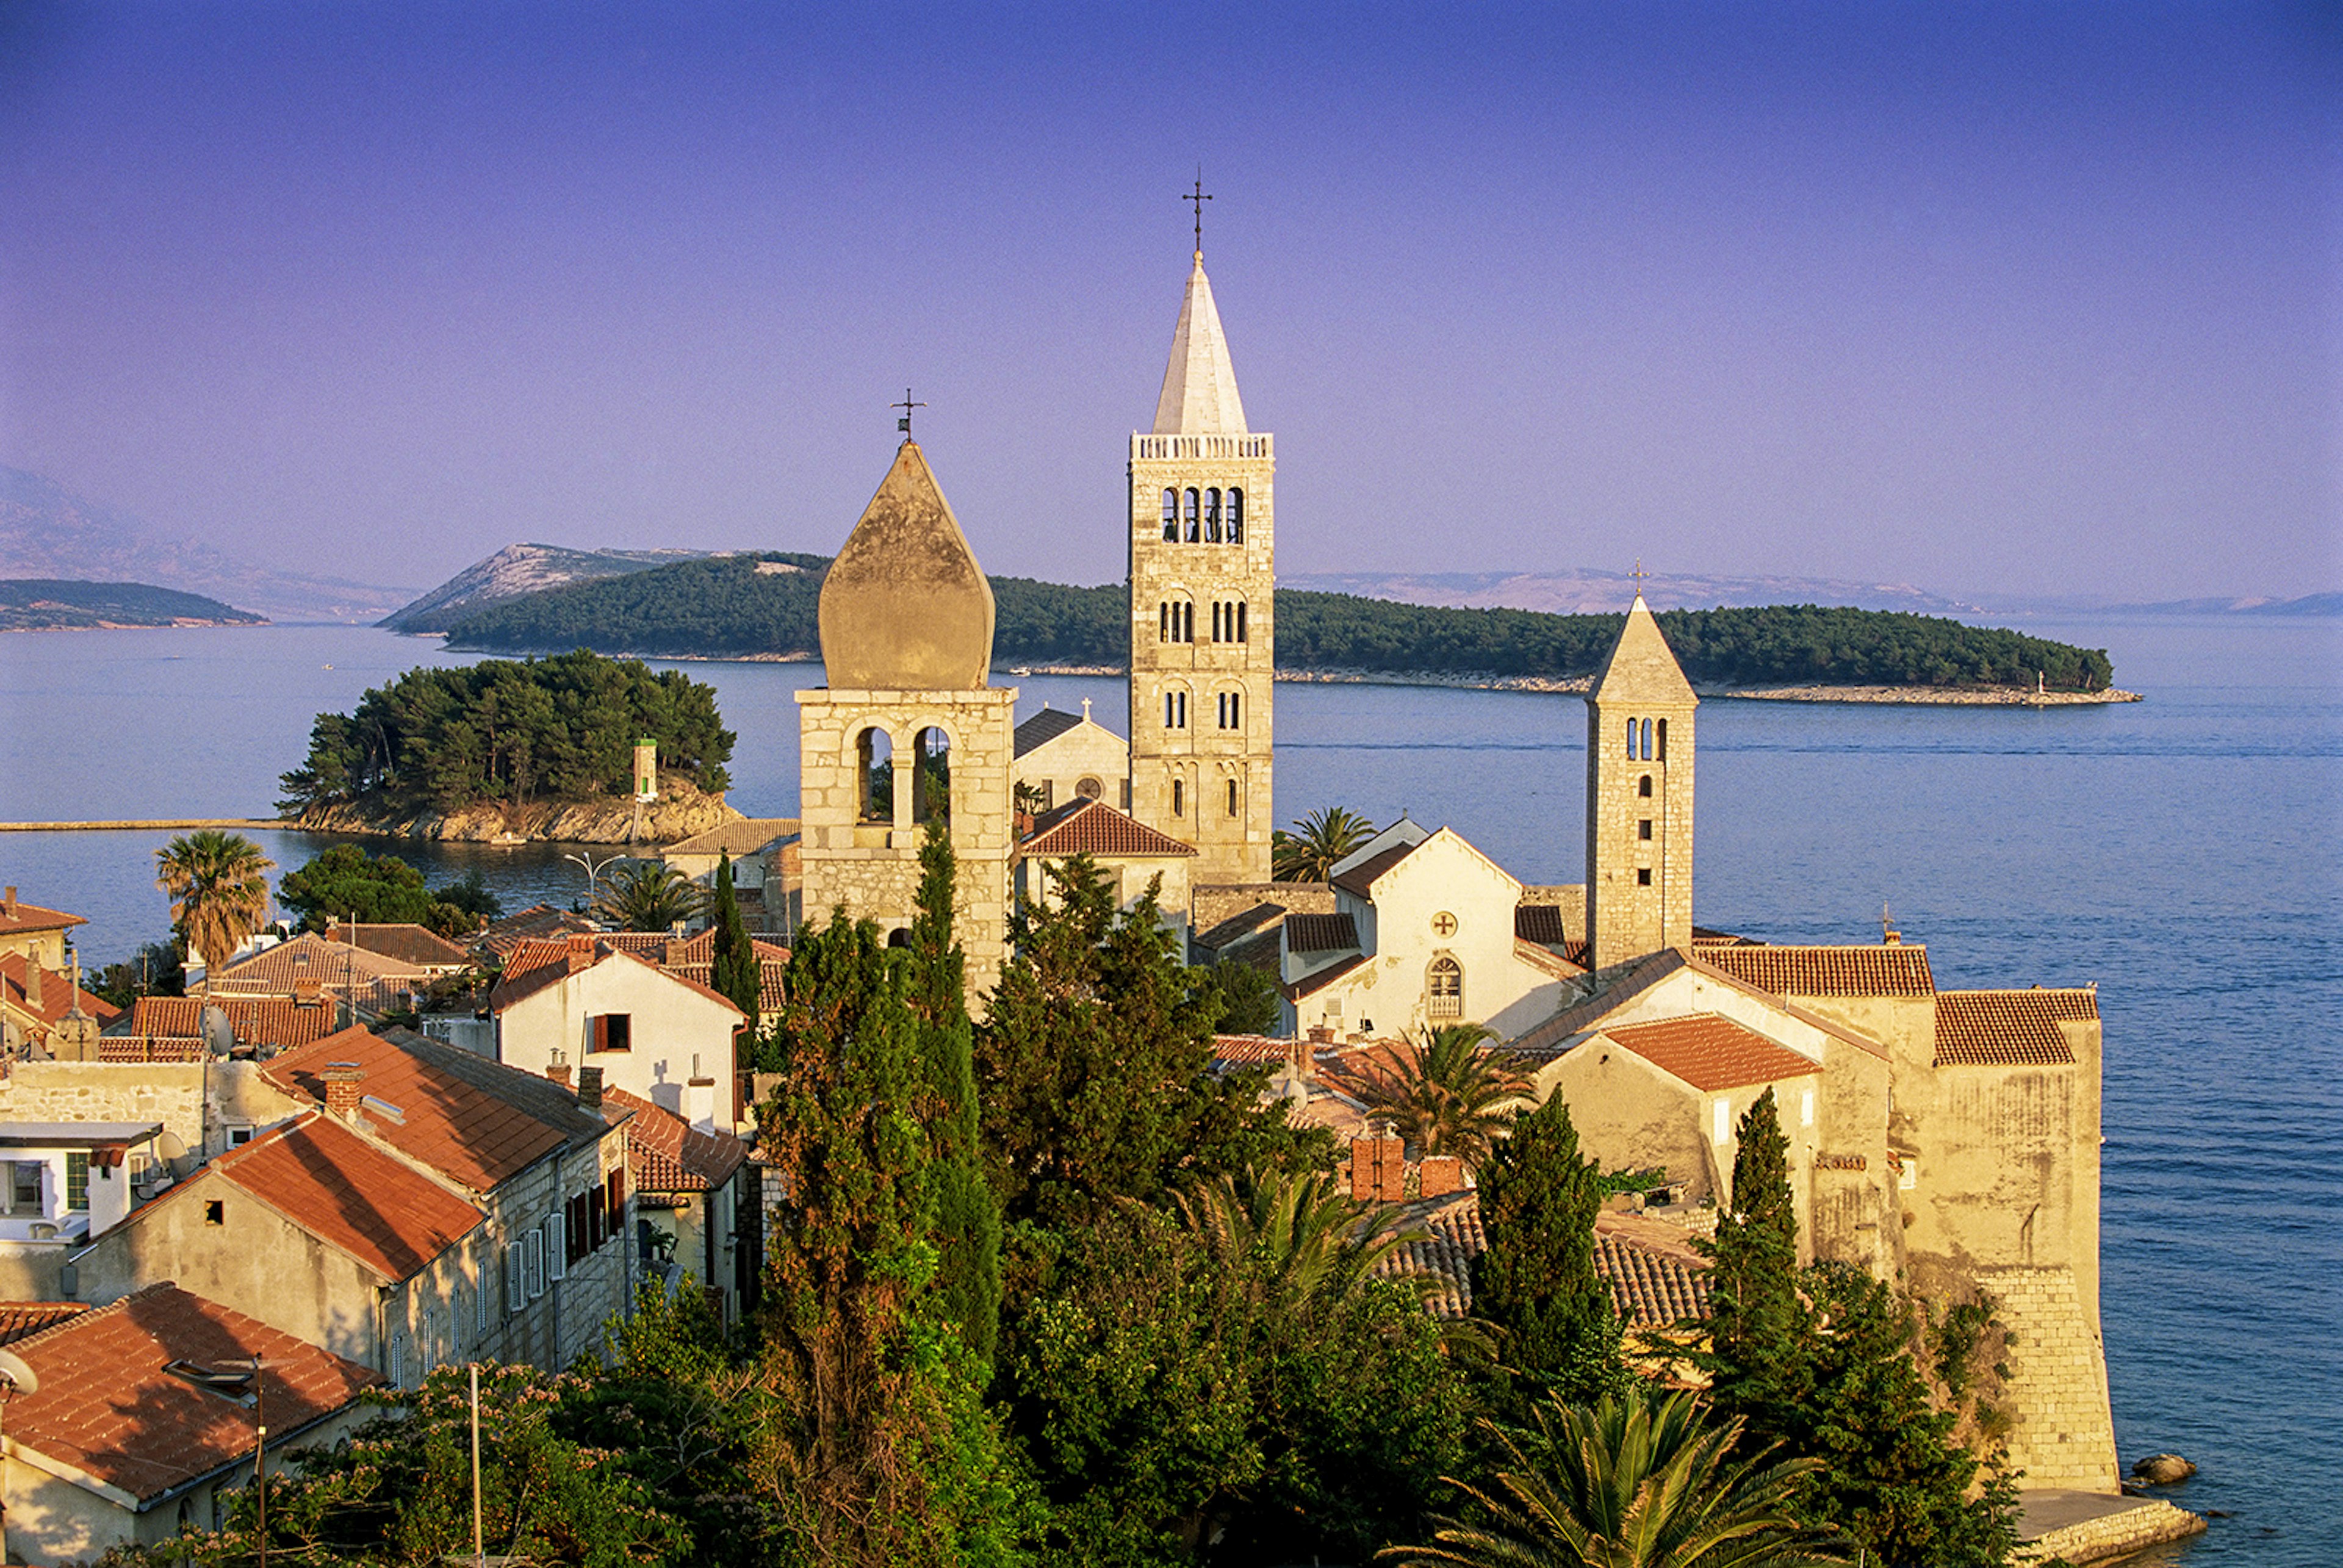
[1271,805,1378,882]
[592,861,705,932]
[1381,1390,1843,1568]
[1175,1165,1420,1313]
[154,830,275,998]
[1358,1023,1526,1169]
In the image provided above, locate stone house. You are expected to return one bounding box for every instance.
[0,888,83,969]
[208,930,433,1018]
[320,921,472,974]
[0,952,120,1057]
[661,818,802,937]
[0,1120,167,1297]
[69,1024,633,1383]
[109,992,343,1062]
[1015,796,1197,938]
[489,934,750,1131]
[1013,702,1130,814]
[604,1085,755,1326]
[0,1284,380,1565]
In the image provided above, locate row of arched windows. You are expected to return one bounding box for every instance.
[1625,716,1668,761]
[855,725,952,826]
[1159,487,1247,543]
[1161,685,1250,731]
[1156,599,1249,644]
[1211,600,1247,643]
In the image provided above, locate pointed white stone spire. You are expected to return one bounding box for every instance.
[1591,591,1697,706]
[1151,253,1250,436]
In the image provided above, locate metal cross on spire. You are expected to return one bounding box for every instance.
[893,389,927,439]
[1184,168,1212,254]
[1630,559,1649,594]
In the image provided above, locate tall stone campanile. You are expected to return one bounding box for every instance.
[1585,592,1697,968]
[1128,249,1275,886]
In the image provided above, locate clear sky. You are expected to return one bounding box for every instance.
[1,2,2334,600]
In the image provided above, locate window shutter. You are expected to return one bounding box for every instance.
[524,1228,545,1298]
[590,1014,607,1053]
[608,1165,627,1213]
[546,1212,567,1282]
[589,1186,606,1250]
[505,1240,524,1314]
[389,1331,405,1389]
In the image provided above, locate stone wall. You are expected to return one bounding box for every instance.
[1982,1264,2120,1492]
[1583,690,1694,966]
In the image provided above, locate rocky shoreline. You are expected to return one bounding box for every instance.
[290,787,742,846]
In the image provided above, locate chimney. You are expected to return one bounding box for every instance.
[1286,1038,1314,1084]
[1306,1024,1334,1045]
[323,1062,363,1117]
[685,1073,717,1131]
[24,963,41,1014]
[3,886,15,920]
[546,1061,572,1088]
[566,933,596,974]
[293,976,324,1004]
[663,937,688,967]
[577,1065,604,1112]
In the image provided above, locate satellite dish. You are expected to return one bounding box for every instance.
[0,1348,40,1396]
[200,1005,235,1059]
[156,1131,188,1163]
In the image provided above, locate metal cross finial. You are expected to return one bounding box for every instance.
[1184,168,1212,254]
[1630,559,1649,589]
[892,389,927,438]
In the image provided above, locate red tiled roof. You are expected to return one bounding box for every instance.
[206,1112,483,1280]
[1600,1013,1823,1091]
[661,817,798,857]
[1695,943,1936,998]
[0,896,84,937]
[1283,952,1368,1002]
[96,1038,209,1064]
[602,1087,747,1192]
[322,922,471,969]
[263,1025,596,1193]
[1505,948,1890,1063]
[478,905,601,958]
[1374,1194,1713,1326]
[212,932,430,991]
[1022,797,1197,858]
[493,934,768,1015]
[1934,988,2093,1066]
[128,994,341,1051]
[0,1302,87,1345]
[3,1283,382,1503]
[1330,841,1420,898]
[1210,1034,1298,1069]
[0,953,121,1027]
[1284,912,1358,954]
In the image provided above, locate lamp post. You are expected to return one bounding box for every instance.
[561,850,626,909]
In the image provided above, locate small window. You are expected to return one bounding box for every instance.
[857,727,895,824]
[525,1229,546,1299]
[1075,776,1103,800]
[1172,779,1185,818]
[1227,488,1244,542]
[1204,487,1222,542]
[505,1240,525,1314]
[8,1162,39,1214]
[1427,956,1463,1019]
[1226,778,1239,816]
[1656,717,1668,761]
[1636,868,1653,886]
[591,1013,633,1053]
[204,1199,225,1226]
[546,1212,568,1282]
[1161,489,1179,541]
[1638,774,1652,798]
[1184,487,1201,542]
[1625,716,1639,760]
[65,1153,88,1213]
[1159,602,1171,642]
[390,1332,406,1389]
[1642,718,1654,760]
[1236,601,1247,642]
[1638,819,1653,841]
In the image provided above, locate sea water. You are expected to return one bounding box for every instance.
[2,615,2337,1563]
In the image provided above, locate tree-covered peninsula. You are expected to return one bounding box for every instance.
[438,552,2118,691]
[277,649,734,822]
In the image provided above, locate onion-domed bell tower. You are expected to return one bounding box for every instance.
[1128,189,1275,888]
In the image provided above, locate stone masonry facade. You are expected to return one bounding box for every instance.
[1981,1264,2120,1491]
[1585,677,1695,966]
[796,686,1015,1003]
[1129,433,1275,888]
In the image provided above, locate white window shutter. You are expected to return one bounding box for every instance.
[505,1240,524,1314]
[546,1211,567,1282]
[524,1229,545,1300]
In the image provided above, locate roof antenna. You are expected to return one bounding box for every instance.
[892,388,926,440]
[1184,168,1212,258]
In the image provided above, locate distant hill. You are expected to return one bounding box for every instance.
[440,553,2118,691]
[0,578,265,631]
[0,466,417,622]
[1286,567,1988,616]
[380,541,726,633]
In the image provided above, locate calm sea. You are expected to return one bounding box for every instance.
[2,615,2338,1563]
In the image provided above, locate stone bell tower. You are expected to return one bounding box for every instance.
[796,437,1016,1002]
[1584,590,1697,968]
[1128,242,1275,886]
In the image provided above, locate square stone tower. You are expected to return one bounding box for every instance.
[1584,592,1697,967]
[1128,250,1275,886]
[796,439,1015,1003]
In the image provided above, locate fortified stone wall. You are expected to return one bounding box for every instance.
[1980,1264,2120,1492]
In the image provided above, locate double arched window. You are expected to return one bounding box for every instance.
[1215,690,1243,730]
[1163,688,1189,730]
[1426,956,1463,1020]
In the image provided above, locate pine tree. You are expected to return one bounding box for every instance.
[1699,1087,1810,1422]
[907,819,1003,1365]
[707,851,761,1021]
[1469,1093,1629,1409]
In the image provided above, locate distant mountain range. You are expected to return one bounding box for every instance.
[0,578,265,631]
[0,466,417,622]
[1283,568,1988,616]
[380,542,719,633]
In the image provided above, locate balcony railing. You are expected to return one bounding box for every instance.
[1132,433,1272,461]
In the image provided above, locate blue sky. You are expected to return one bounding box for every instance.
[1,2,2334,599]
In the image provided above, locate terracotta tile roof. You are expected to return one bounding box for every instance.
[1022,797,1197,859]
[661,818,799,857]
[1209,1034,1298,1069]
[1503,948,1890,1063]
[126,994,341,1052]
[322,922,470,969]
[1283,952,1368,1002]
[1284,912,1359,955]
[1192,900,1290,954]
[0,1302,87,1345]
[602,1087,747,1192]
[478,905,600,958]
[207,1112,484,1280]
[1515,904,1572,947]
[2,1282,382,1503]
[1373,1194,1713,1326]
[1330,841,1420,898]
[1600,1013,1823,1092]
[1934,988,2093,1066]
[212,932,430,993]
[0,953,121,1027]
[1695,943,1936,998]
[0,894,84,937]
[262,1025,605,1193]
[1013,707,1086,757]
[489,938,753,1017]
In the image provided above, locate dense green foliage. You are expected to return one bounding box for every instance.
[87,937,187,1007]
[1190,957,1283,1036]
[1356,1023,1527,1170]
[277,843,501,937]
[1470,1094,1631,1411]
[439,554,2117,690]
[278,649,733,815]
[1383,1391,1841,1568]
[1272,805,1379,882]
[593,861,706,933]
[154,830,275,988]
[707,853,761,1018]
[0,577,264,630]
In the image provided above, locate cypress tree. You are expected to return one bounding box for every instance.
[1470,1093,1629,1409]
[907,819,1003,1364]
[707,851,761,1021]
[1699,1087,1810,1423]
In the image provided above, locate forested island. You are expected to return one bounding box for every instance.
[436,552,2119,692]
[278,649,740,840]
[0,577,265,631]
